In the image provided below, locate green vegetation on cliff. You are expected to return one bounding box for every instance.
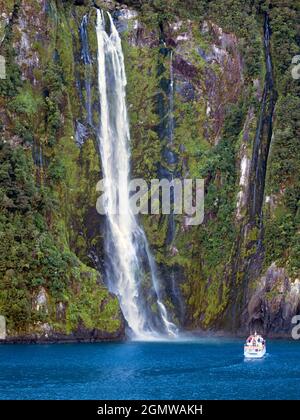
[0,0,123,339]
[0,0,299,338]
[121,0,299,331]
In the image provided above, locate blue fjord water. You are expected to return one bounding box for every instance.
[0,339,299,400]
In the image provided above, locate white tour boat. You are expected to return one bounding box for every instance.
[244,331,266,359]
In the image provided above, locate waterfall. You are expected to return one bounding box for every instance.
[248,13,276,223]
[95,9,177,339]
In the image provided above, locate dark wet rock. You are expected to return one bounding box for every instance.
[157,164,173,181]
[196,47,209,61]
[73,0,89,5]
[163,148,178,165]
[94,0,116,10]
[3,300,126,344]
[2,326,125,344]
[159,77,170,94]
[155,92,168,140]
[14,2,46,84]
[113,8,138,33]
[157,62,166,77]
[126,19,159,48]
[173,55,198,80]
[165,38,177,48]
[244,264,300,337]
[158,262,185,325]
[75,121,89,147]
[175,78,196,102]
[159,46,170,57]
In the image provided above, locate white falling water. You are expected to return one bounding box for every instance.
[95,9,177,339]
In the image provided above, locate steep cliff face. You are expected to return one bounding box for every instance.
[121,8,244,329]
[0,0,124,341]
[116,0,300,336]
[0,0,299,339]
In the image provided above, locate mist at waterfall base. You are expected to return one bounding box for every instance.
[93,10,177,340]
[1,340,300,400]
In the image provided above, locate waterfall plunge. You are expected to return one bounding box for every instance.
[95,10,177,340]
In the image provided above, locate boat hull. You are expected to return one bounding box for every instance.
[244,347,266,359]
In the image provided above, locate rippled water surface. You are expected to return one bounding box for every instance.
[0,339,299,399]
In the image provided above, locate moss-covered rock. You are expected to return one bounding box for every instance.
[0,0,298,339]
[0,0,124,342]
